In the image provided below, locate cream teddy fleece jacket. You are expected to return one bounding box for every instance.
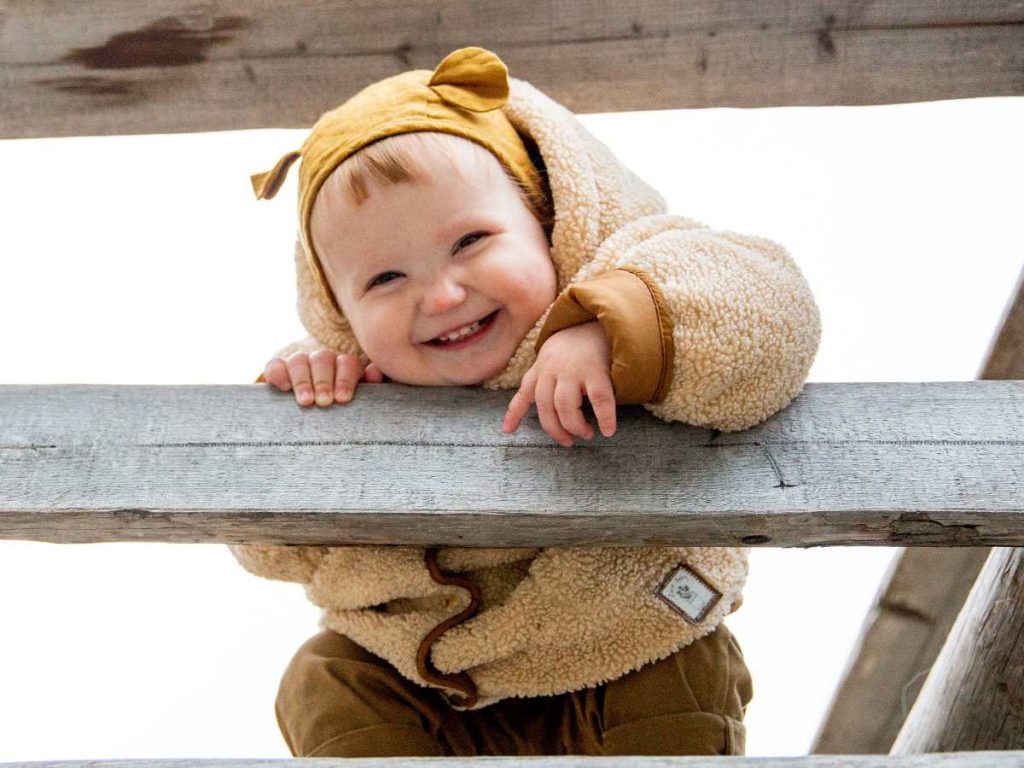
[230,76,821,710]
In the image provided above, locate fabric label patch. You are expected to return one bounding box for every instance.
[656,564,722,625]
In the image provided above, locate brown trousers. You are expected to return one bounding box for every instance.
[275,622,753,757]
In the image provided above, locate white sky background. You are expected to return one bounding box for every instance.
[1,96,1022,760]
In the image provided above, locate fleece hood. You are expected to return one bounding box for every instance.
[289,72,670,381]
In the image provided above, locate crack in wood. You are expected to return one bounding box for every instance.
[886,514,983,544]
[762,444,789,488]
[4,437,1021,450]
[2,440,602,450]
[883,599,934,623]
[840,20,1024,32]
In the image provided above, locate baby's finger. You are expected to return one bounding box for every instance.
[285,352,314,407]
[309,350,338,407]
[362,361,385,384]
[264,358,292,391]
[502,370,536,433]
[586,377,617,437]
[535,374,574,448]
[334,354,363,403]
[554,379,594,440]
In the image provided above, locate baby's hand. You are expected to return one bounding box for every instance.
[263,350,385,407]
[502,321,617,447]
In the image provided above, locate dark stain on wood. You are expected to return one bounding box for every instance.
[34,75,144,102]
[394,41,413,69]
[631,21,643,36]
[817,12,837,58]
[697,48,709,74]
[61,15,250,70]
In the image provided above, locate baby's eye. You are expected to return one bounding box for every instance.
[368,270,402,289]
[455,232,487,252]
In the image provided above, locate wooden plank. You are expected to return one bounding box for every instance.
[7,754,1024,768]
[811,267,1024,753]
[890,547,1024,752]
[2,1,1023,138]
[0,381,1022,546]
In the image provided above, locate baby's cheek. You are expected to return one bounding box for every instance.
[362,335,426,384]
[512,277,556,329]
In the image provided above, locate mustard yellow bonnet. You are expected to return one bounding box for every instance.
[250,46,550,320]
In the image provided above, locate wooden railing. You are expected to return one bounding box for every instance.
[3,1,1023,139]
[2,382,1022,548]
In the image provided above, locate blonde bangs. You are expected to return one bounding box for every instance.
[327,132,461,206]
[314,132,550,241]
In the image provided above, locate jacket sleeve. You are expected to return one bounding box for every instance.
[535,266,674,404]
[230,335,338,583]
[535,214,821,432]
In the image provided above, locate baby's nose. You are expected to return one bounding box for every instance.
[422,277,468,314]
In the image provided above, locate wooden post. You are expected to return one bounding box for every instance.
[890,546,1024,753]
[812,264,1024,753]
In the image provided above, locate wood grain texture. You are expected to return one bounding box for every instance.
[1,382,1022,546]
[811,548,992,753]
[2,0,1023,138]
[890,547,1024,753]
[812,266,1024,754]
[8,751,1024,767]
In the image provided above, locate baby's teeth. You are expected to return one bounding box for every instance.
[441,319,481,341]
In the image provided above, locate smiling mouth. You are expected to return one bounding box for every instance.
[427,310,500,348]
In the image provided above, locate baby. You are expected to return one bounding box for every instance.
[234,46,821,757]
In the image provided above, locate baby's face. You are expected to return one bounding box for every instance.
[312,139,556,386]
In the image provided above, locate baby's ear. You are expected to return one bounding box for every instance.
[428,47,509,112]
[251,150,301,200]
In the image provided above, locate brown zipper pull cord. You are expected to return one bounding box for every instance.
[415,547,483,708]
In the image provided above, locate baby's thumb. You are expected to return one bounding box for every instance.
[362,361,386,383]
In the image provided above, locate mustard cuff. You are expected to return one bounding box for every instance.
[534,266,675,404]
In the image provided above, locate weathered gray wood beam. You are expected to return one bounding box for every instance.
[980,263,1024,381]
[5,754,1024,767]
[811,266,1024,754]
[3,1,1023,139]
[890,546,1024,752]
[1,382,1022,546]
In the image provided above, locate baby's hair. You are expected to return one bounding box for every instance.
[318,131,550,230]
